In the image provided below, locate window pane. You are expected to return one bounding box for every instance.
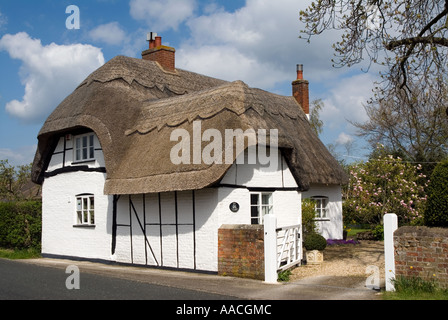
[262,193,272,205]
[250,194,259,205]
[89,135,94,159]
[251,206,259,224]
[77,211,82,224]
[82,136,88,148]
[90,210,95,224]
[75,138,81,160]
[83,147,87,160]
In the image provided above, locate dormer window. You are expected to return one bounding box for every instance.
[74,133,95,162]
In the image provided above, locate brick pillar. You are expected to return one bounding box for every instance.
[218,225,265,280]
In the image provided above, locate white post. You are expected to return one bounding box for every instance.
[384,213,398,291]
[264,214,278,284]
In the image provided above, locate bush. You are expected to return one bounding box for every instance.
[0,201,42,250]
[371,224,384,240]
[304,232,327,251]
[302,198,317,235]
[424,159,448,227]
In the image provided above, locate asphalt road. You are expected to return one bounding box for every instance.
[0,258,236,300]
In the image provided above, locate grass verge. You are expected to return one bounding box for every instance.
[382,275,448,300]
[0,247,41,259]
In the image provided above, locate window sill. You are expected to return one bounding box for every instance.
[73,224,96,228]
[314,218,330,222]
[72,159,96,165]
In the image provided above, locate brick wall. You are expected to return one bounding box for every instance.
[218,224,265,280]
[142,46,175,72]
[394,226,448,288]
[292,79,309,115]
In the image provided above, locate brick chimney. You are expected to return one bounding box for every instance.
[142,33,176,72]
[292,64,309,118]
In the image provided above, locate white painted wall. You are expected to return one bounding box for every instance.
[302,184,343,239]
[114,189,220,272]
[42,132,112,261]
[41,171,113,261]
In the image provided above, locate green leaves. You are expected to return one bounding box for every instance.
[424,159,448,227]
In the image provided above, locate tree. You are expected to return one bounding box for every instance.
[300,0,448,94]
[352,81,448,167]
[309,99,324,137]
[424,159,448,227]
[343,145,427,226]
[0,160,35,201]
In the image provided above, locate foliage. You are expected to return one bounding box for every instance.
[304,232,327,251]
[0,201,42,250]
[385,275,448,300]
[0,247,41,259]
[343,145,427,226]
[393,275,440,294]
[309,99,324,137]
[0,160,37,201]
[424,159,448,227]
[352,83,448,167]
[277,269,292,282]
[302,198,318,235]
[371,224,384,240]
[299,0,448,97]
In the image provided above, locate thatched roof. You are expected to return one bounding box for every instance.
[32,55,348,194]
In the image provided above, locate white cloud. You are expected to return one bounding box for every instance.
[177,45,287,89]
[0,145,37,166]
[89,22,127,45]
[320,73,376,130]
[335,132,354,145]
[175,0,343,90]
[129,0,196,31]
[0,32,105,123]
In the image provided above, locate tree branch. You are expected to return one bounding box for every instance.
[386,36,448,50]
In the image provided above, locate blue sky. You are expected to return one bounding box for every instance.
[0,0,378,167]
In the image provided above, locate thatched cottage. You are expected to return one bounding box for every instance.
[31,36,347,272]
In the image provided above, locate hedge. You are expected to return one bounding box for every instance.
[424,159,448,227]
[0,201,42,249]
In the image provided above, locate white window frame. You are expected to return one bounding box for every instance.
[74,133,95,162]
[75,194,95,226]
[312,196,329,219]
[250,192,273,225]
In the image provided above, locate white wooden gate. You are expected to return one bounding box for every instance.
[276,224,302,272]
[264,215,302,283]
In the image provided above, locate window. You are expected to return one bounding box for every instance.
[250,192,273,224]
[76,194,95,225]
[312,196,328,219]
[74,133,95,162]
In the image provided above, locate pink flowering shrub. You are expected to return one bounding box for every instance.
[343,146,428,226]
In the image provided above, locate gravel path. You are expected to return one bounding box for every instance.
[290,241,385,288]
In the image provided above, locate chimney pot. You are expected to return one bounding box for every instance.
[296,64,303,80]
[155,36,162,47]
